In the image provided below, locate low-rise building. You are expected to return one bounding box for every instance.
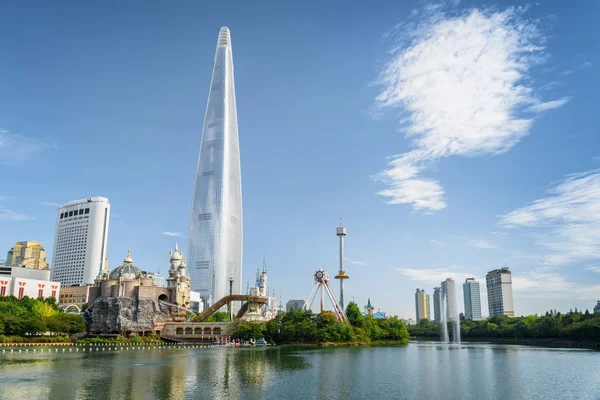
[59,285,93,311]
[190,290,204,313]
[0,264,60,299]
[594,301,600,314]
[286,299,305,312]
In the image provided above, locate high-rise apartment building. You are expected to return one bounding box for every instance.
[486,267,514,317]
[188,27,243,310]
[6,241,49,270]
[415,288,431,323]
[441,278,458,321]
[463,278,482,320]
[433,286,442,323]
[50,197,110,286]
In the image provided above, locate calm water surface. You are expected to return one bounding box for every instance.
[1,342,599,399]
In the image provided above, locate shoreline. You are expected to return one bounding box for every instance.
[411,336,600,350]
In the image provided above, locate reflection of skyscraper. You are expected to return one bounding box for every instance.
[433,287,442,323]
[188,27,243,309]
[463,278,482,320]
[441,278,458,321]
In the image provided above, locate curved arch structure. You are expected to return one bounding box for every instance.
[192,294,268,322]
[60,304,82,313]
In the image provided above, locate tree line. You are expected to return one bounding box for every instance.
[0,295,86,341]
[233,301,409,344]
[408,309,600,341]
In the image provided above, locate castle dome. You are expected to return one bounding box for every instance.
[109,250,142,280]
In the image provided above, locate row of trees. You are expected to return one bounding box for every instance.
[233,302,409,344]
[408,309,600,341]
[0,295,86,340]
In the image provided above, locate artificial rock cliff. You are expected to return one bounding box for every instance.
[85,297,172,334]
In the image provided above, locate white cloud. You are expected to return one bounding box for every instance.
[466,238,497,249]
[513,269,600,300]
[526,97,570,113]
[500,169,600,265]
[395,267,480,284]
[161,231,184,238]
[560,70,574,76]
[578,62,592,70]
[0,206,35,221]
[345,257,368,266]
[0,130,52,165]
[374,7,568,211]
[585,266,600,273]
[429,239,444,246]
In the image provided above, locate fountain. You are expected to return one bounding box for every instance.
[440,282,461,344]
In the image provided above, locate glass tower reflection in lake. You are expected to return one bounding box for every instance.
[188,27,243,310]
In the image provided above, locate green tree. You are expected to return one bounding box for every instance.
[345,302,363,327]
[233,321,266,340]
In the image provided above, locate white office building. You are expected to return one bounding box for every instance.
[51,197,110,286]
[486,267,515,317]
[463,278,482,320]
[441,278,458,321]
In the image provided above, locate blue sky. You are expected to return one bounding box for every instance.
[1,0,599,318]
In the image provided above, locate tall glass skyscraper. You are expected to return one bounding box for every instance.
[188,27,243,310]
[463,278,482,320]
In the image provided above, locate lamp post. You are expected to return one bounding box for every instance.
[229,275,234,321]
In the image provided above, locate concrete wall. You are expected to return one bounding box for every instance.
[162,322,234,339]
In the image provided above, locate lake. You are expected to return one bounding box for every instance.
[1,341,599,399]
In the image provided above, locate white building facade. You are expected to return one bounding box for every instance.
[486,267,515,317]
[463,278,482,321]
[0,265,61,300]
[441,278,458,321]
[51,197,110,286]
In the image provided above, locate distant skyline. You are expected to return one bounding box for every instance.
[1,1,599,318]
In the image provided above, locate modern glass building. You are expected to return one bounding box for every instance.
[486,267,515,317]
[463,278,482,320]
[433,286,442,323]
[188,27,243,311]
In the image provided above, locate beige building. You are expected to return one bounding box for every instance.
[6,241,49,270]
[59,285,93,311]
[415,288,431,323]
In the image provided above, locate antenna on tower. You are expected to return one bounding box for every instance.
[263,252,267,273]
[340,213,343,227]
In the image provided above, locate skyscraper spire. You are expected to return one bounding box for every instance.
[263,253,267,273]
[188,27,243,312]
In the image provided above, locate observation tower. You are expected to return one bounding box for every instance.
[334,214,349,310]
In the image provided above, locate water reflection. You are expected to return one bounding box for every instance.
[1,344,598,400]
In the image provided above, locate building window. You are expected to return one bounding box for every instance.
[38,289,44,298]
[0,286,5,296]
[18,287,24,299]
[69,211,73,217]
[85,208,90,214]
[60,213,64,219]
